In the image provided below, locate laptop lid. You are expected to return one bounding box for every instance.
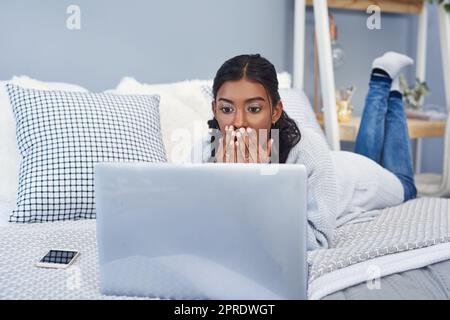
[95,163,307,299]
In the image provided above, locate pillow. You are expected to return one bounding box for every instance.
[112,77,210,163]
[278,88,325,140]
[6,84,166,223]
[0,76,88,207]
[114,77,215,119]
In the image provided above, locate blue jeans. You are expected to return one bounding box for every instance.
[354,72,417,201]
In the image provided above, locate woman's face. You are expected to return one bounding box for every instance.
[212,78,283,138]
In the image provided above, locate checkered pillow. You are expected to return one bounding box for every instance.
[7,84,167,223]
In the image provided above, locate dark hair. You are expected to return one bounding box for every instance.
[208,54,301,163]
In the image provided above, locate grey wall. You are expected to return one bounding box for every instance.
[0,0,292,90]
[0,1,446,173]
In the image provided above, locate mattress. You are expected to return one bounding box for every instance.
[0,198,449,300]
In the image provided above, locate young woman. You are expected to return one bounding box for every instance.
[199,53,417,250]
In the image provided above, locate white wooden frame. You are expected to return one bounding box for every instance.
[293,0,450,161]
[414,2,428,173]
[293,0,340,151]
[436,2,450,196]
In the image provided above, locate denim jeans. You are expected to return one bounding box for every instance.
[354,73,417,202]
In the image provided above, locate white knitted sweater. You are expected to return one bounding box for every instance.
[192,125,338,250]
[283,127,338,250]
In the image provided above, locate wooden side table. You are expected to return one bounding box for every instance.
[317,115,446,142]
[317,114,447,174]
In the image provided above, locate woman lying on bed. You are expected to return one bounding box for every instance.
[198,53,417,250]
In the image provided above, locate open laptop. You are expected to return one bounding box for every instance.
[95,162,308,300]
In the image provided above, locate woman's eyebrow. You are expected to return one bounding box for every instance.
[217,98,234,104]
[217,96,266,104]
[245,97,266,103]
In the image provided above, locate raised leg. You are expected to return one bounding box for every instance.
[354,71,391,164]
[382,92,417,201]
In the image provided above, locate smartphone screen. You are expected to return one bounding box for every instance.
[39,250,79,265]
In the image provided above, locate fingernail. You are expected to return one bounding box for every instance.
[240,127,245,133]
[247,128,252,133]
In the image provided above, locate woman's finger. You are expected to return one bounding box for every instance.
[225,126,235,163]
[247,128,258,163]
[268,138,273,158]
[239,128,250,163]
[235,141,244,163]
[260,138,273,164]
[236,131,247,163]
[215,137,224,162]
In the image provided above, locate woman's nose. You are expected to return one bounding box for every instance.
[233,109,247,128]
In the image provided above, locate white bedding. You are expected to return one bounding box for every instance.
[0,200,14,227]
[0,217,148,299]
[0,198,449,300]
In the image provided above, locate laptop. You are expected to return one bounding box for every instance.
[95,162,308,300]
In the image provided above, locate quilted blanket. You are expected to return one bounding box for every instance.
[308,197,450,299]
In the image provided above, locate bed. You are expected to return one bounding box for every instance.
[1,70,449,299]
[1,197,449,300]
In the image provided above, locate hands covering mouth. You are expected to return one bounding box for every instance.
[215,125,273,163]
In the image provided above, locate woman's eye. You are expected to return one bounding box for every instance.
[247,105,262,113]
[220,106,234,114]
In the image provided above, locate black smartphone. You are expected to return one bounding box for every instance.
[35,249,80,269]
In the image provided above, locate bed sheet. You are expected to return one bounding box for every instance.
[1,198,449,300]
[0,218,147,299]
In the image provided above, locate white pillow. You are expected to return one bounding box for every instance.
[7,84,165,223]
[113,77,210,163]
[279,88,326,140]
[0,76,88,207]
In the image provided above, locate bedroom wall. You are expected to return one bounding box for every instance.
[0,0,292,90]
[0,0,445,173]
